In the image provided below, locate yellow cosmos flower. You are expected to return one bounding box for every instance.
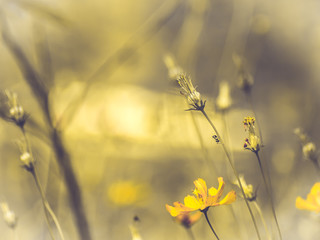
[296,182,320,212]
[166,178,236,217]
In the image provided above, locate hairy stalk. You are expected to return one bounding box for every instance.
[186,228,196,240]
[255,152,282,240]
[203,209,220,240]
[21,128,65,240]
[253,201,272,240]
[200,109,261,240]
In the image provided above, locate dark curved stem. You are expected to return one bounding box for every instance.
[255,152,282,240]
[203,209,220,240]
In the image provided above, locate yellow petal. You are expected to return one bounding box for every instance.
[188,211,202,224]
[310,183,320,195]
[193,178,207,201]
[218,190,236,205]
[184,195,202,210]
[208,177,225,204]
[208,187,218,196]
[166,204,181,217]
[296,197,320,212]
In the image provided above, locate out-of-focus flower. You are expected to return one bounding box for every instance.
[166,178,236,216]
[233,175,256,201]
[296,182,320,213]
[243,117,261,153]
[173,211,202,228]
[294,128,318,163]
[0,202,17,229]
[107,180,149,207]
[216,81,232,111]
[0,90,27,127]
[232,54,254,93]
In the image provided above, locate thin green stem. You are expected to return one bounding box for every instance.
[200,109,261,240]
[253,201,272,240]
[203,210,220,240]
[255,152,282,240]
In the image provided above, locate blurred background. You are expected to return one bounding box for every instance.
[0,0,320,239]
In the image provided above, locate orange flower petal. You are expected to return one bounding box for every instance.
[193,178,207,201]
[166,204,181,217]
[208,177,225,204]
[218,190,236,205]
[296,197,320,212]
[184,195,202,210]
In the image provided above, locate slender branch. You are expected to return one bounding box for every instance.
[200,109,261,240]
[203,209,220,240]
[255,152,282,240]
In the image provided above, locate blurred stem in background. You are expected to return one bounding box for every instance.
[252,201,272,240]
[233,175,272,240]
[1,18,92,240]
[0,88,64,239]
[186,228,196,240]
[255,152,282,240]
[21,127,65,240]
